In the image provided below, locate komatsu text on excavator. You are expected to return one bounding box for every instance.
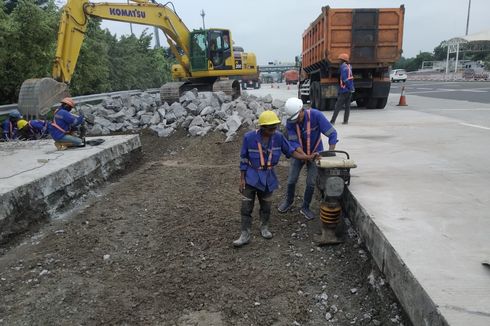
[18,0,257,117]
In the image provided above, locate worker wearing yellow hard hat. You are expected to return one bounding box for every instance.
[233,110,318,247]
[17,119,50,140]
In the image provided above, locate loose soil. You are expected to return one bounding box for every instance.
[0,130,412,326]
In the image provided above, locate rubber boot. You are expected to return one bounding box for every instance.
[260,224,273,239]
[278,183,296,213]
[233,229,251,247]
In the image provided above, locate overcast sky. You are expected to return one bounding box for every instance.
[93,0,489,65]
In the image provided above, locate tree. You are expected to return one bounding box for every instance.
[433,42,447,61]
[0,0,59,104]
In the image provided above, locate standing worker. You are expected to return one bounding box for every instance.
[1,110,22,141]
[17,119,49,140]
[49,97,85,149]
[233,110,316,247]
[330,53,354,125]
[278,97,338,220]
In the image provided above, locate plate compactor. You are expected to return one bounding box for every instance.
[315,150,357,245]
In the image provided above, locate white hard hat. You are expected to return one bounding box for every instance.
[285,98,303,122]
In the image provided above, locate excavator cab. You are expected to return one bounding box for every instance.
[190,29,232,71]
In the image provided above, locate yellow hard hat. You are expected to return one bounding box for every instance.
[17,119,29,130]
[258,110,281,126]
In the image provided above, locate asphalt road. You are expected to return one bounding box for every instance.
[390,80,490,104]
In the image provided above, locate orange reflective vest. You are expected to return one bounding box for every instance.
[51,109,68,134]
[295,109,322,155]
[256,130,273,170]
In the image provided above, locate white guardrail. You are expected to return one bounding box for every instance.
[0,88,160,116]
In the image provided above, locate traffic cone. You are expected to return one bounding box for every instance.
[397,86,408,106]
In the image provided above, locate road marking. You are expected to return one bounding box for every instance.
[446,108,490,111]
[459,89,488,93]
[415,87,433,90]
[460,123,490,130]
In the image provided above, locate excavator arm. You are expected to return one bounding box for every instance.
[54,0,192,83]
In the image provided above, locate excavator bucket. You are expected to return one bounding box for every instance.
[18,78,69,118]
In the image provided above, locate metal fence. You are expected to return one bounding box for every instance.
[0,88,160,117]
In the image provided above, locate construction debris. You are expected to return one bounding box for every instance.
[81,90,286,139]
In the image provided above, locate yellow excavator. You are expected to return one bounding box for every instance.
[18,0,257,117]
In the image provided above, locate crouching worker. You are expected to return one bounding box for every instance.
[17,119,49,140]
[1,110,22,141]
[233,111,317,247]
[49,97,85,150]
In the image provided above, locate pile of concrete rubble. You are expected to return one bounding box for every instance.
[79,90,286,142]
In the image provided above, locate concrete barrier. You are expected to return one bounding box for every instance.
[0,135,141,243]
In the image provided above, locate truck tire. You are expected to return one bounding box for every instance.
[366,97,378,109]
[356,98,367,108]
[320,98,336,111]
[376,97,388,109]
[310,81,321,109]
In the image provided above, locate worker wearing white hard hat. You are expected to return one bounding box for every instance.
[278,98,338,220]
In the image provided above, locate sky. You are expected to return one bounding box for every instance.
[89,0,489,65]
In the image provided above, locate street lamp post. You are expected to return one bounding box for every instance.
[465,0,471,36]
[200,9,206,30]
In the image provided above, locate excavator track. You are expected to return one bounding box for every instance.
[160,81,190,105]
[160,79,241,104]
[212,80,241,100]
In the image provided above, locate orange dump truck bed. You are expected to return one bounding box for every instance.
[302,6,404,69]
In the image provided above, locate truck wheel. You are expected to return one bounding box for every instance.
[376,97,388,109]
[366,97,378,109]
[320,98,336,111]
[356,98,367,108]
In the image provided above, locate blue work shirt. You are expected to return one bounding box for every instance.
[27,120,49,139]
[339,62,354,94]
[1,118,18,141]
[240,129,297,192]
[48,108,84,141]
[286,109,338,153]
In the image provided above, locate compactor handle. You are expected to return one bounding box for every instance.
[319,150,350,159]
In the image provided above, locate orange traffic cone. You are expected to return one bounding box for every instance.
[397,86,408,106]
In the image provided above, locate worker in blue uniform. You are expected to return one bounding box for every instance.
[49,97,85,149]
[17,119,49,140]
[1,110,22,141]
[331,53,355,125]
[278,97,338,220]
[233,110,317,247]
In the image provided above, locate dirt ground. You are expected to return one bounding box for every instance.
[0,130,412,326]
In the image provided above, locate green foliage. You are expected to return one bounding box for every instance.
[393,52,435,72]
[107,29,172,91]
[0,2,173,104]
[0,0,58,104]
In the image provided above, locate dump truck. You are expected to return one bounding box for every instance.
[299,6,405,110]
[18,0,258,117]
[284,70,299,85]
